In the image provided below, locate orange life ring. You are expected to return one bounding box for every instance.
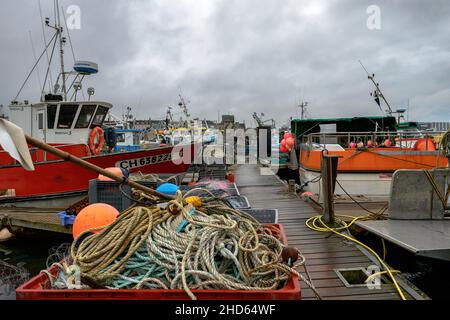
[89,127,105,155]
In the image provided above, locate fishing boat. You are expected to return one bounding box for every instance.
[0,100,196,206]
[157,97,219,146]
[294,67,448,200]
[295,116,448,199]
[0,4,197,207]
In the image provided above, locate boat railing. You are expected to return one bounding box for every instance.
[301,131,447,150]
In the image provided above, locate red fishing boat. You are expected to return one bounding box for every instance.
[0,100,198,207]
[0,12,197,207]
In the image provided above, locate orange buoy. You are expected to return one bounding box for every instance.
[413,138,436,151]
[72,203,119,239]
[285,137,295,147]
[226,173,235,183]
[98,167,124,181]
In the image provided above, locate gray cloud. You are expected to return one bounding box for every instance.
[1,0,450,126]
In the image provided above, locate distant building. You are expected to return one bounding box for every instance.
[204,120,220,129]
[220,114,245,130]
[418,122,450,131]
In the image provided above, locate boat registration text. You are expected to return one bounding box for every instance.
[116,153,172,170]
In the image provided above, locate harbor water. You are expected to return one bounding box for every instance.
[0,235,70,299]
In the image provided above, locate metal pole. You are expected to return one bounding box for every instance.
[321,154,340,224]
[288,179,296,193]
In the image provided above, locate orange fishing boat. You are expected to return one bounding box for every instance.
[293,116,448,199]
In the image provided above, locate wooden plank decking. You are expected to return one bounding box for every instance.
[235,164,424,300]
[0,207,71,234]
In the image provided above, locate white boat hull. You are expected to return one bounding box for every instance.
[299,167,392,200]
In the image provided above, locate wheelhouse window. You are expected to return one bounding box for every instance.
[47,105,57,129]
[90,105,108,128]
[38,113,44,130]
[57,104,79,129]
[75,105,96,128]
[117,133,125,143]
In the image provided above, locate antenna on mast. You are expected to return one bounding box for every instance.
[359,60,393,115]
[298,101,308,120]
[56,0,67,100]
[42,0,67,100]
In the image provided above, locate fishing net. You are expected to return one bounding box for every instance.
[46,243,72,268]
[0,260,30,297]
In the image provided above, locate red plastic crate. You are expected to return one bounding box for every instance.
[16,224,301,300]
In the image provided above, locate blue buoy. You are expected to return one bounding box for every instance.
[156,183,179,195]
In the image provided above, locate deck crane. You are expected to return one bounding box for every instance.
[359,60,393,115]
[178,94,191,128]
[359,60,413,126]
[252,112,275,128]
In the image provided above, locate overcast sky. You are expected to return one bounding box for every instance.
[1,0,449,127]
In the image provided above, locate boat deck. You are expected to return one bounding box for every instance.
[235,164,426,300]
[356,219,450,262]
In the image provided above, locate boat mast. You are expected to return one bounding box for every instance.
[299,101,308,120]
[55,0,67,100]
[165,107,173,130]
[178,94,191,128]
[359,60,393,116]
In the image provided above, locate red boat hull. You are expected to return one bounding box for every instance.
[0,144,197,200]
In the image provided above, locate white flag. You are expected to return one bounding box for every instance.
[0,118,35,171]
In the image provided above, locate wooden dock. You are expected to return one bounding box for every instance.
[235,164,426,300]
[0,164,429,299]
[0,207,72,235]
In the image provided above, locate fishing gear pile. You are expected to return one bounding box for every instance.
[42,189,316,300]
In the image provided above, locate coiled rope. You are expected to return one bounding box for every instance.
[62,190,320,300]
[71,205,170,283]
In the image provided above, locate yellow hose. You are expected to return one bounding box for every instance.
[305,215,407,300]
[365,270,401,284]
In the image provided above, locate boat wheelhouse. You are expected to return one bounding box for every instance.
[114,128,146,152]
